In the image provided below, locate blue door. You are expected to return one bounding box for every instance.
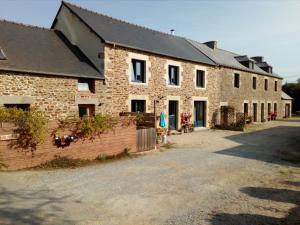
[194,101,206,127]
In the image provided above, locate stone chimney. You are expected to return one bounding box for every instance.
[204,41,217,50]
[170,29,175,35]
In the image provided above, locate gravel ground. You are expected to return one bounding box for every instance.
[0,119,300,225]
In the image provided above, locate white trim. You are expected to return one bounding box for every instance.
[127,94,150,113]
[194,65,207,90]
[192,96,209,128]
[126,52,151,86]
[220,101,228,106]
[165,60,182,88]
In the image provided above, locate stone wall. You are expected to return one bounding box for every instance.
[0,72,106,120]
[102,44,221,128]
[219,67,282,122]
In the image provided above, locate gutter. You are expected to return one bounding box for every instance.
[0,67,104,80]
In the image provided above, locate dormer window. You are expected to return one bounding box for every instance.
[235,55,255,69]
[249,61,254,69]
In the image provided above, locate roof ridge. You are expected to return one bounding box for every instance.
[0,19,51,31]
[62,1,181,39]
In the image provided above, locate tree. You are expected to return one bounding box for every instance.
[282,79,300,114]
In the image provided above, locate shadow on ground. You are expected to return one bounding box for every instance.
[209,185,300,225]
[215,125,300,167]
[0,187,76,225]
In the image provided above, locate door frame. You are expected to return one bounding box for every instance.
[168,100,178,130]
[194,100,206,128]
[261,102,265,122]
[192,97,209,129]
[166,96,181,130]
[253,102,258,122]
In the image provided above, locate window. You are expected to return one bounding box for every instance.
[264,79,268,91]
[168,65,179,86]
[78,104,95,117]
[274,103,277,113]
[131,100,146,113]
[78,79,95,93]
[131,59,145,83]
[274,80,278,92]
[252,77,257,90]
[268,103,271,114]
[196,70,205,88]
[244,103,249,115]
[234,73,240,88]
[249,61,254,69]
[4,104,30,111]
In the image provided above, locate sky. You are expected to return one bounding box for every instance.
[0,0,299,83]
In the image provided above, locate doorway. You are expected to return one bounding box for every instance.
[168,101,178,130]
[253,103,257,122]
[261,103,265,122]
[194,101,206,127]
[285,104,290,118]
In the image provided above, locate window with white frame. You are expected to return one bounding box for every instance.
[168,65,179,86]
[131,59,146,83]
[131,100,146,112]
[196,70,205,88]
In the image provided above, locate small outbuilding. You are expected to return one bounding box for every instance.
[281,91,293,118]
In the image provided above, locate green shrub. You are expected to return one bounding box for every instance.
[54,113,118,140]
[0,107,48,153]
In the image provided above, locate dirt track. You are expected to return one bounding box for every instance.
[0,119,299,225]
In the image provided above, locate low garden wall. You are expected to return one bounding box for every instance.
[0,120,136,170]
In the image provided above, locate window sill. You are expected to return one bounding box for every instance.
[130,81,148,85]
[195,86,206,90]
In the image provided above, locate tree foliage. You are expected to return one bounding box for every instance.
[0,107,48,153]
[282,79,300,113]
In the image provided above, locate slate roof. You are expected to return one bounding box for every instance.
[186,39,282,79]
[57,1,216,66]
[282,91,293,100]
[0,20,103,79]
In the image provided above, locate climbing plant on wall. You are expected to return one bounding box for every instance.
[0,107,48,154]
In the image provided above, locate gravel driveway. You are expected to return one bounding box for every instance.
[0,119,299,225]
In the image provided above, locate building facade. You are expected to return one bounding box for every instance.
[0,1,288,131]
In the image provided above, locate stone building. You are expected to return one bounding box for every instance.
[0,1,290,130]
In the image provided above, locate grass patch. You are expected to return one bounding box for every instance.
[279,167,300,178]
[36,156,91,169]
[35,148,131,170]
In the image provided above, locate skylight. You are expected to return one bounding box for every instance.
[0,48,7,60]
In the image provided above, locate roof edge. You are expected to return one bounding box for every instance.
[105,41,216,66]
[59,1,106,43]
[0,67,104,80]
[185,38,219,66]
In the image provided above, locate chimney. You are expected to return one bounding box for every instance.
[251,56,264,63]
[204,41,217,50]
[170,29,175,35]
